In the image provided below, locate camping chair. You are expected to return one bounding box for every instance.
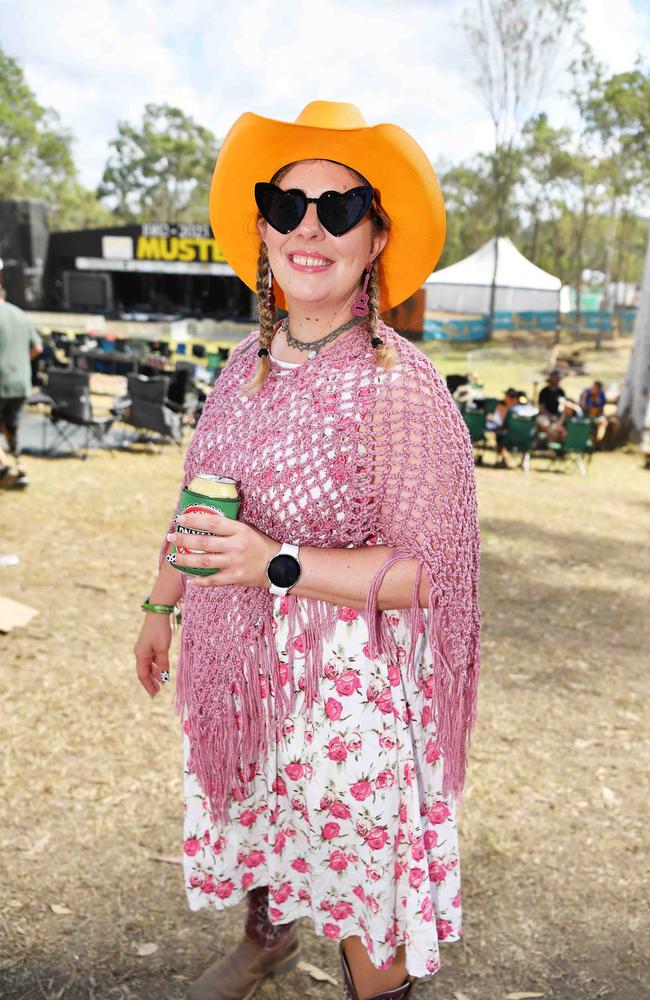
[111,373,181,447]
[42,369,114,458]
[462,409,488,465]
[545,417,594,475]
[500,413,537,472]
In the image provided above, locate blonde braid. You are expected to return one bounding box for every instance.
[242,243,276,396]
[366,260,398,369]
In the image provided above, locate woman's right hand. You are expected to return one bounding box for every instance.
[134,613,173,698]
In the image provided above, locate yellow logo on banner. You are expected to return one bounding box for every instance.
[136,236,227,264]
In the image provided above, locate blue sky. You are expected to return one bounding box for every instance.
[2,0,649,189]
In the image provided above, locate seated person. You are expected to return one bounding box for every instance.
[487,388,536,465]
[580,380,607,441]
[537,370,581,443]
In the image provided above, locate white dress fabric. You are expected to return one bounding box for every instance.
[181,353,462,979]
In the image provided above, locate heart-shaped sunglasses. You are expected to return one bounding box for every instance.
[254,182,375,237]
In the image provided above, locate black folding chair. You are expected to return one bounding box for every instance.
[42,369,114,458]
[111,373,181,447]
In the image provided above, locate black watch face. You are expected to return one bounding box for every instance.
[269,553,300,588]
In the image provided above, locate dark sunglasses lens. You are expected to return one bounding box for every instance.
[254,183,306,234]
[318,187,373,236]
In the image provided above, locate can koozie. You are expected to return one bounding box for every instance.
[172,475,240,576]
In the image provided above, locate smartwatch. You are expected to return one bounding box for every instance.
[266,542,301,597]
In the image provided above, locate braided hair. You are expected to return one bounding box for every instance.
[242,242,276,396]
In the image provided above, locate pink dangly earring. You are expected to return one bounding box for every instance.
[351,263,372,318]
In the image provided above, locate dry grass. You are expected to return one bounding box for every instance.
[1,334,649,999]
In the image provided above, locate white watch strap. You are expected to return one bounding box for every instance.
[268,542,301,597]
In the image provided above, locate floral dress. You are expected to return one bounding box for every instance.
[181,352,462,979]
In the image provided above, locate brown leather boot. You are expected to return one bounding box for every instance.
[340,943,415,1000]
[187,887,300,1000]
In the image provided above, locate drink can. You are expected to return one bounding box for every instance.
[172,474,240,576]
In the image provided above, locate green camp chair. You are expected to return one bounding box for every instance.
[500,414,537,472]
[546,417,594,475]
[462,409,487,464]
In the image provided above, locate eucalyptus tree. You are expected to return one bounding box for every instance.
[463,0,581,334]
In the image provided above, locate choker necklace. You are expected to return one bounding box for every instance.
[281,317,358,360]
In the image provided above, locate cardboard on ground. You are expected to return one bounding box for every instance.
[0,595,38,633]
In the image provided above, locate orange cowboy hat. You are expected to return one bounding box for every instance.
[209,100,446,312]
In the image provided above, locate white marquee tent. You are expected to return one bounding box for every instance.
[425,236,562,313]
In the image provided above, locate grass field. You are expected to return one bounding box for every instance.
[1,330,649,999]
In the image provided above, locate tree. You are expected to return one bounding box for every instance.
[99,104,220,222]
[618,227,650,441]
[574,53,650,308]
[0,46,76,200]
[463,0,580,334]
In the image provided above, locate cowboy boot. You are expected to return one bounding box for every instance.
[340,943,415,1000]
[186,887,300,1000]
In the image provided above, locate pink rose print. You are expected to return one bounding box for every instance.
[339,607,359,623]
[436,918,453,940]
[378,734,396,750]
[293,634,306,654]
[410,836,425,860]
[189,874,202,889]
[423,829,438,850]
[203,830,211,845]
[323,822,341,840]
[320,793,332,809]
[335,669,362,696]
[403,762,416,785]
[278,596,290,615]
[184,837,201,857]
[282,717,295,736]
[352,885,366,903]
[327,736,348,762]
[427,959,440,974]
[272,882,293,904]
[285,762,304,780]
[387,663,400,687]
[239,809,257,828]
[421,897,433,922]
[325,698,343,721]
[291,858,309,873]
[215,880,234,899]
[269,907,283,921]
[421,705,432,726]
[350,780,372,802]
[376,770,395,789]
[272,776,287,796]
[324,922,341,939]
[452,890,462,908]
[428,861,447,884]
[202,875,216,894]
[323,661,339,679]
[328,850,349,872]
[377,688,395,715]
[331,900,354,920]
[346,734,362,752]
[273,831,287,855]
[329,800,351,820]
[241,872,254,890]
[428,802,451,825]
[408,867,425,888]
[425,739,441,764]
[365,828,389,850]
[298,888,311,902]
[245,850,265,868]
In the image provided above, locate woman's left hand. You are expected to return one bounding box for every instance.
[167,511,280,588]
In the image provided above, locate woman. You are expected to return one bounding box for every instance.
[134,101,480,1000]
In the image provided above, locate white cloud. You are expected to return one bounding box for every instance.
[1,0,648,192]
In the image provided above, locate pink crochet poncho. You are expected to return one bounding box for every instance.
[172,321,480,820]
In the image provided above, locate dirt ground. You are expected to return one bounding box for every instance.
[1,336,649,1000]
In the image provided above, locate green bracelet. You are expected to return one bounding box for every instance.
[141,598,176,615]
